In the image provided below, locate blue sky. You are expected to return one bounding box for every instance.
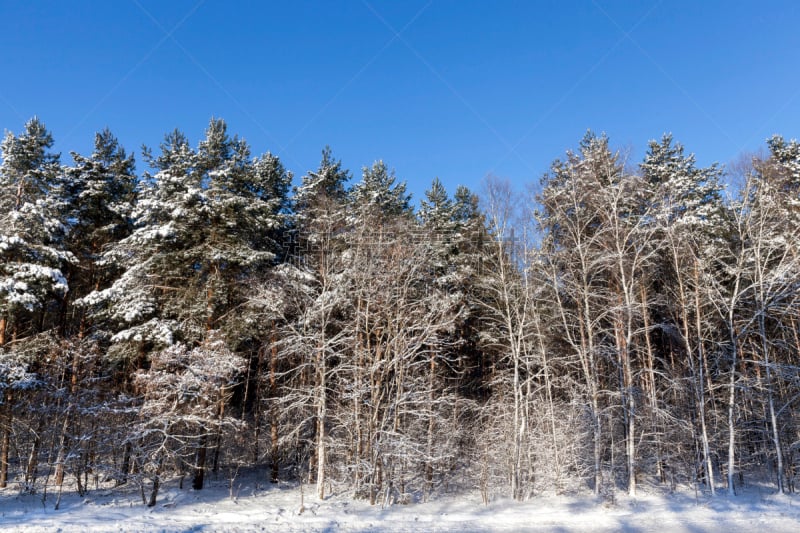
[1,1,798,202]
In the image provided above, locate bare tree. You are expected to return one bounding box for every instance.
[130,333,245,506]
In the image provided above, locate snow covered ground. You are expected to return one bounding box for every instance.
[2,474,799,532]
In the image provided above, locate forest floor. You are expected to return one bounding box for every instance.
[1,472,799,532]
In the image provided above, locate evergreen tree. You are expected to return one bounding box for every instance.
[349,160,412,223]
[64,128,137,336]
[419,177,453,228]
[0,118,68,488]
[85,119,290,489]
[642,133,724,231]
[0,118,69,337]
[757,135,800,241]
[275,148,353,498]
[640,134,726,494]
[41,129,139,491]
[536,132,635,495]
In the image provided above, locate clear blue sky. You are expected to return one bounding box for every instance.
[1,0,798,202]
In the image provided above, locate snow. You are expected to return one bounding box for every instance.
[2,474,799,532]
[0,234,25,252]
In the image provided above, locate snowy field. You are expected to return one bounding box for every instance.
[2,474,800,532]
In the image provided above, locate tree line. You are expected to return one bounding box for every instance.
[1,118,799,507]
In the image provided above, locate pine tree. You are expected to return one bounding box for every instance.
[44,129,138,491]
[64,128,137,336]
[0,118,69,336]
[642,134,724,231]
[349,160,412,223]
[85,119,290,490]
[536,133,616,495]
[640,134,725,495]
[0,118,69,488]
[417,178,486,497]
[83,128,197,358]
[726,139,800,494]
[277,148,353,499]
[419,177,453,227]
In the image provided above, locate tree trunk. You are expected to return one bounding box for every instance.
[425,354,435,496]
[692,262,715,495]
[354,328,365,496]
[55,346,83,486]
[270,323,279,483]
[535,308,561,488]
[615,307,636,497]
[148,456,164,507]
[25,416,44,491]
[727,324,738,496]
[192,435,207,490]
[759,313,785,493]
[0,389,10,488]
[316,341,326,500]
[0,318,8,488]
[640,284,665,486]
[118,441,132,486]
[211,397,225,474]
[54,417,70,488]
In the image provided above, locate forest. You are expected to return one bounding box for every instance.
[1,117,799,508]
